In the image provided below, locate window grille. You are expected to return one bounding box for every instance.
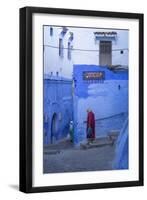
[99,41,112,65]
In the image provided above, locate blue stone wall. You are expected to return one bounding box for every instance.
[43,77,73,145]
[73,65,128,145]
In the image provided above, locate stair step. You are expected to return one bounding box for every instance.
[80,138,113,150]
[44,150,60,155]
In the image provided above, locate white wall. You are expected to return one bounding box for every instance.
[0,0,146,200]
[44,26,128,78]
[44,26,74,78]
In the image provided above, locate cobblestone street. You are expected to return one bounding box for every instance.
[43,138,116,173]
[43,114,124,174]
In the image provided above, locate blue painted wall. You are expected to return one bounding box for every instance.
[113,119,128,169]
[73,65,128,145]
[73,65,128,98]
[43,77,73,145]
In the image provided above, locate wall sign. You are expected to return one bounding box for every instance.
[83,71,105,81]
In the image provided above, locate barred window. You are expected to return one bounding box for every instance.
[99,41,112,65]
[68,42,72,60]
[59,38,64,57]
[50,27,53,36]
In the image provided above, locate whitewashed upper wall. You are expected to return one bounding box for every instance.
[44,26,128,78]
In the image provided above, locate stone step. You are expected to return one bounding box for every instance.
[43,149,61,155]
[108,130,120,137]
[44,138,73,151]
[107,130,120,144]
[80,137,114,150]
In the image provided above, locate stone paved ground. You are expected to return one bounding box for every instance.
[43,139,116,173]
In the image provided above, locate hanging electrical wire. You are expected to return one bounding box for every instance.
[43,44,129,52]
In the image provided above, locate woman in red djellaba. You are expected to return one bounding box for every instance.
[86,109,96,143]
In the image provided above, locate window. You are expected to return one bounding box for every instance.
[67,32,73,60]
[99,41,112,66]
[50,27,53,36]
[59,38,64,57]
[68,42,72,60]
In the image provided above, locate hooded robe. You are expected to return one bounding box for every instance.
[87,111,95,139]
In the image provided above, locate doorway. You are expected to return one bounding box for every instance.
[51,113,58,144]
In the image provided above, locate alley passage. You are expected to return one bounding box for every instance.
[43,113,126,173]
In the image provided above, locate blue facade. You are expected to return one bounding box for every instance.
[43,76,73,145]
[113,119,128,169]
[43,65,128,146]
[73,65,128,98]
[73,65,128,145]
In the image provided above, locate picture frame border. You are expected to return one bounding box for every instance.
[19,6,144,193]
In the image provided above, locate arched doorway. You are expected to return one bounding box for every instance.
[51,113,58,144]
